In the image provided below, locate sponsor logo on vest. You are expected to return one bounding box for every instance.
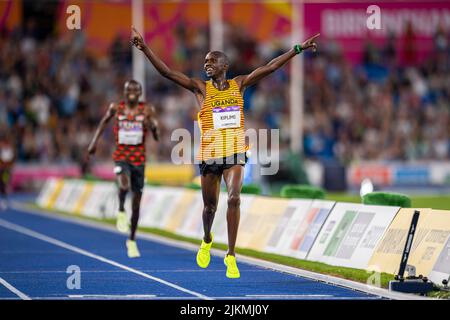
[119,121,143,130]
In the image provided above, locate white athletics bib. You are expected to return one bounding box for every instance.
[212,106,241,130]
[118,121,143,145]
[0,148,13,162]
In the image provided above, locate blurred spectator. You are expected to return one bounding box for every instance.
[0,20,448,167]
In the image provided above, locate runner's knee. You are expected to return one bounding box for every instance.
[203,203,217,215]
[227,193,241,208]
[133,191,142,200]
[132,192,142,204]
[118,175,130,190]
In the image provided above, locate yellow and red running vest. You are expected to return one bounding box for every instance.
[197,79,247,161]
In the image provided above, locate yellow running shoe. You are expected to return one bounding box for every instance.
[126,240,141,258]
[196,233,213,268]
[116,211,129,233]
[224,254,240,279]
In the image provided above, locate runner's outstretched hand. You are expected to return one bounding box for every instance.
[301,33,320,52]
[131,26,145,50]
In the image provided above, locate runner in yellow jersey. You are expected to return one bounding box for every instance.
[132,26,319,278]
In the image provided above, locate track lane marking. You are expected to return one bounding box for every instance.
[0,277,31,300]
[0,218,211,300]
[11,204,423,300]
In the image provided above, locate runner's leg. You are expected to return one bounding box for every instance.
[117,172,129,212]
[129,164,144,241]
[115,163,131,233]
[201,173,221,243]
[222,165,244,256]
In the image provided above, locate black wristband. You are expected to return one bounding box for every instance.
[294,44,303,54]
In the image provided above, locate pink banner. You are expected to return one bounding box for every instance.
[10,164,115,189]
[304,2,450,64]
[11,164,81,189]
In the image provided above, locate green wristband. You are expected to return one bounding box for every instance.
[294,44,303,54]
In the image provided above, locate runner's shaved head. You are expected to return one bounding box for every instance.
[209,51,229,66]
[124,80,142,91]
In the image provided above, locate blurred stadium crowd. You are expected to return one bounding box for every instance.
[0,20,449,167]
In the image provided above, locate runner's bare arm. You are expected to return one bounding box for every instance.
[9,140,16,167]
[87,103,117,156]
[145,104,160,141]
[131,26,205,96]
[235,33,320,92]
[149,118,160,142]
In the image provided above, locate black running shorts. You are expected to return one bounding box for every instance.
[199,152,248,176]
[114,161,145,193]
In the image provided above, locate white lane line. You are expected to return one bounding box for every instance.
[0,218,211,300]
[0,269,226,274]
[0,277,32,300]
[0,269,223,274]
[68,294,156,299]
[13,203,433,300]
[0,295,380,301]
[23,296,203,300]
[246,294,333,298]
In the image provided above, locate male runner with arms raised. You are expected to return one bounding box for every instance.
[132,27,319,277]
[87,80,159,258]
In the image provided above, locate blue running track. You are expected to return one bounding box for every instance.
[0,200,383,301]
